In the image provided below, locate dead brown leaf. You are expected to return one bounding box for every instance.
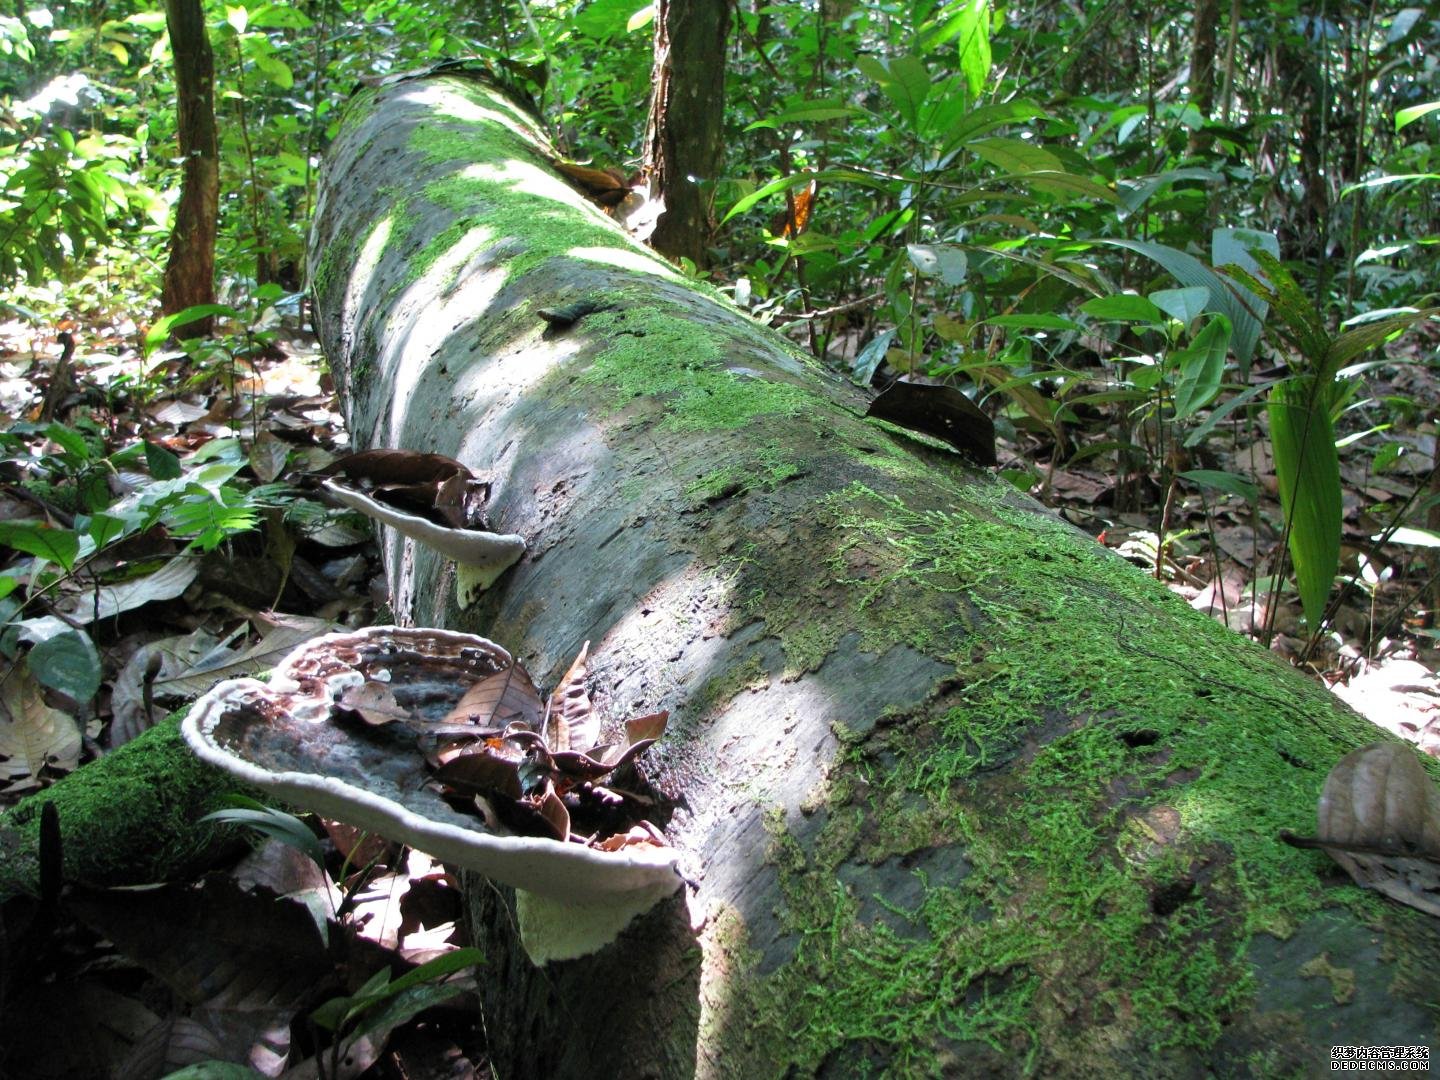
[545,641,595,752]
[1311,742,1440,917]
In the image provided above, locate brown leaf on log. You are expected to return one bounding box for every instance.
[536,782,570,843]
[336,681,411,726]
[866,378,997,466]
[1295,742,1440,917]
[432,747,524,802]
[409,640,670,844]
[552,160,639,209]
[441,663,543,732]
[316,448,492,530]
[545,641,596,752]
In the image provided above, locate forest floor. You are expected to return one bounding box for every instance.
[0,306,1436,1077]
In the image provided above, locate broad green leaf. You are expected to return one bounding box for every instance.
[44,422,92,463]
[1396,101,1440,131]
[983,313,1081,331]
[932,314,969,342]
[248,4,314,29]
[855,54,932,131]
[1226,250,1325,368]
[1326,308,1438,373]
[953,0,993,98]
[29,629,102,702]
[144,303,238,353]
[374,946,484,999]
[201,805,326,865]
[937,100,1047,158]
[1081,294,1163,323]
[254,54,293,90]
[0,522,81,571]
[852,328,896,386]
[745,101,868,131]
[906,243,968,285]
[1095,239,1265,366]
[1179,469,1258,503]
[1129,364,1165,391]
[1149,286,1209,326]
[145,440,182,480]
[1211,226,1279,281]
[350,979,470,1041]
[625,4,655,32]
[968,137,1063,175]
[126,11,169,30]
[1116,167,1220,215]
[1268,377,1342,629]
[311,948,483,1031]
[573,0,642,38]
[1170,315,1231,420]
[1013,171,1118,203]
[1183,380,1273,447]
[86,511,135,549]
[1340,173,1440,197]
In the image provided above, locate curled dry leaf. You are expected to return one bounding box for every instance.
[592,821,670,852]
[337,680,411,726]
[421,647,668,845]
[1310,742,1440,917]
[537,782,570,843]
[432,746,524,801]
[316,448,492,531]
[545,641,595,752]
[0,665,82,781]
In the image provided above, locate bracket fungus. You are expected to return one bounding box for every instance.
[315,450,525,605]
[183,626,682,961]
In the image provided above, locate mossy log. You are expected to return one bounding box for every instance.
[309,70,1440,1078]
[0,718,238,900]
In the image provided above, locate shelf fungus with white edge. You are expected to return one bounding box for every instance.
[182,626,683,962]
[322,479,525,606]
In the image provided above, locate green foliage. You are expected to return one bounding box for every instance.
[201,795,327,865]
[310,947,484,1076]
[0,0,1433,655]
[0,323,304,708]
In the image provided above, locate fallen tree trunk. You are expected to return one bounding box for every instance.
[309,70,1440,1077]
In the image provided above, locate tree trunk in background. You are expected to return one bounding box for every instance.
[1188,0,1220,153]
[160,0,219,334]
[309,70,1439,1078]
[642,0,728,266]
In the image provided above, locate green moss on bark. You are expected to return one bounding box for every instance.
[0,716,238,898]
[695,479,1427,1076]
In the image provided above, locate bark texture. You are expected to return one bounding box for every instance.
[1187,0,1220,154]
[160,0,219,331]
[642,0,728,266]
[309,72,1440,1078]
